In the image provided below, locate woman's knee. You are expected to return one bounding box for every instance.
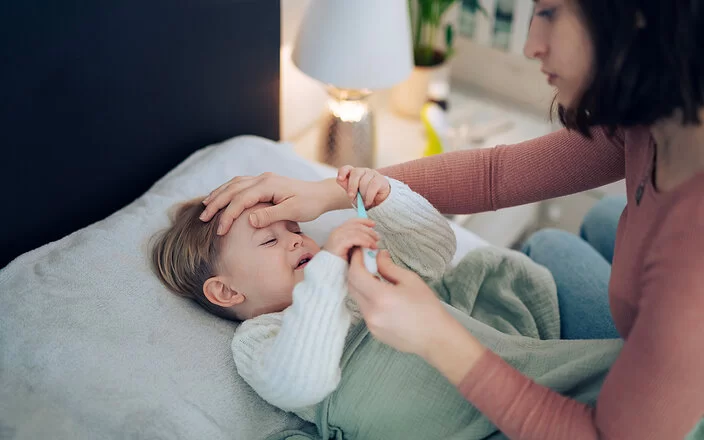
[581,196,627,235]
[521,228,582,265]
[580,195,627,263]
[522,227,616,339]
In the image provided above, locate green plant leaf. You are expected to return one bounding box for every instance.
[445,23,454,48]
[417,0,438,24]
[414,46,437,66]
[411,0,461,65]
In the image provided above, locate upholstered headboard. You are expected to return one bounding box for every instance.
[0,0,281,267]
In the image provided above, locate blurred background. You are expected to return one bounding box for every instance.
[280,0,626,249]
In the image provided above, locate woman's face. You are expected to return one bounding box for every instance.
[524,0,594,108]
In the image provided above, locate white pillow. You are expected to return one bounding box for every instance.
[0,136,487,440]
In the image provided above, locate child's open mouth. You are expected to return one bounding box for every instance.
[295,254,312,270]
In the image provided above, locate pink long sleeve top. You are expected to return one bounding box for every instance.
[380,126,704,439]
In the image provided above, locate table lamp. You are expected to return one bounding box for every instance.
[292,0,413,168]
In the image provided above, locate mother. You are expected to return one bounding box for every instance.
[200,0,704,438]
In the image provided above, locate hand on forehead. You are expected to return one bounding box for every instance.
[232,202,300,234]
[234,202,274,226]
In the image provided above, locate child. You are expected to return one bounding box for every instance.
[151,167,457,417]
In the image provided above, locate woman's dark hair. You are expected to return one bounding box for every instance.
[558,0,704,137]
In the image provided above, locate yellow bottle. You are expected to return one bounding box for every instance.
[420,102,447,157]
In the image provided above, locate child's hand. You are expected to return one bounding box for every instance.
[337,166,391,209]
[324,218,379,261]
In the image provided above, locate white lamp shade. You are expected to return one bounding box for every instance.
[292,0,413,90]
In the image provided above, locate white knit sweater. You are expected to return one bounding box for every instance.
[231,178,457,416]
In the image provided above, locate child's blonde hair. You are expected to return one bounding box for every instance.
[150,198,238,321]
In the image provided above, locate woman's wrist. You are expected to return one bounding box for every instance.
[320,178,353,212]
[422,313,487,386]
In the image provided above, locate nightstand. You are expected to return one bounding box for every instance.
[289,81,559,248]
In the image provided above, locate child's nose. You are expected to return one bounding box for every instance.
[289,233,303,250]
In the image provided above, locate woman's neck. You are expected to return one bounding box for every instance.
[649,108,704,192]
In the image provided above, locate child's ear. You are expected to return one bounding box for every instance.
[203,277,245,308]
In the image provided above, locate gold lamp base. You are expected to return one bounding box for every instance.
[317,88,376,169]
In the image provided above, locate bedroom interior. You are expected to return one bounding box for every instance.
[0,1,628,439]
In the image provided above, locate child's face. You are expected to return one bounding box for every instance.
[220,203,321,318]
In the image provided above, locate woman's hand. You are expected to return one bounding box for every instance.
[324,218,379,261]
[347,249,451,356]
[337,166,391,209]
[347,249,486,384]
[199,173,349,235]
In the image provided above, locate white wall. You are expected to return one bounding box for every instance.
[281,0,310,44]
[280,0,328,141]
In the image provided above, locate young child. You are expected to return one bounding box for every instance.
[151,167,457,419]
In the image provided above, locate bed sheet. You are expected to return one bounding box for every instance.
[0,136,488,440]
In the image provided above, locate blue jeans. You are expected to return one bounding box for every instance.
[521,196,627,340]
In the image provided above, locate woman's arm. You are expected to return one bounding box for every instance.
[200,127,625,235]
[231,251,352,411]
[379,127,626,215]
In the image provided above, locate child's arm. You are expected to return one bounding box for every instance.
[231,251,351,411]
[337,166,456,281]
[367,178,457,281]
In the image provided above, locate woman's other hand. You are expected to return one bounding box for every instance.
[199,173,348,235]
[347,249,449,356]
[347,249,486,384]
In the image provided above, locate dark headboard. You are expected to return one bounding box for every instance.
[0,0,281,267]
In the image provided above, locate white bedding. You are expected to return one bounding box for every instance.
[0,136,487,440]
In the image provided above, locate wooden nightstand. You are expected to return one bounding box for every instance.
[289,81,561,248]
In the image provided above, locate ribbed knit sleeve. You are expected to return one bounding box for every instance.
[379,127,625,215]
[231,251,351,411]
[368,178,456,281]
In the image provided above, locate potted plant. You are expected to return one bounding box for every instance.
[392,0,487,117]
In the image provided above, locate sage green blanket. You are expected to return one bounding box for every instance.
[268,248,624,440]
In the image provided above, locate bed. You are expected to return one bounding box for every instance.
[0,2,488,439]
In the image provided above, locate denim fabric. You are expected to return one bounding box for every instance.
[521,196,627,340]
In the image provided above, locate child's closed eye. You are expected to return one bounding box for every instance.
[261,238,277,246]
